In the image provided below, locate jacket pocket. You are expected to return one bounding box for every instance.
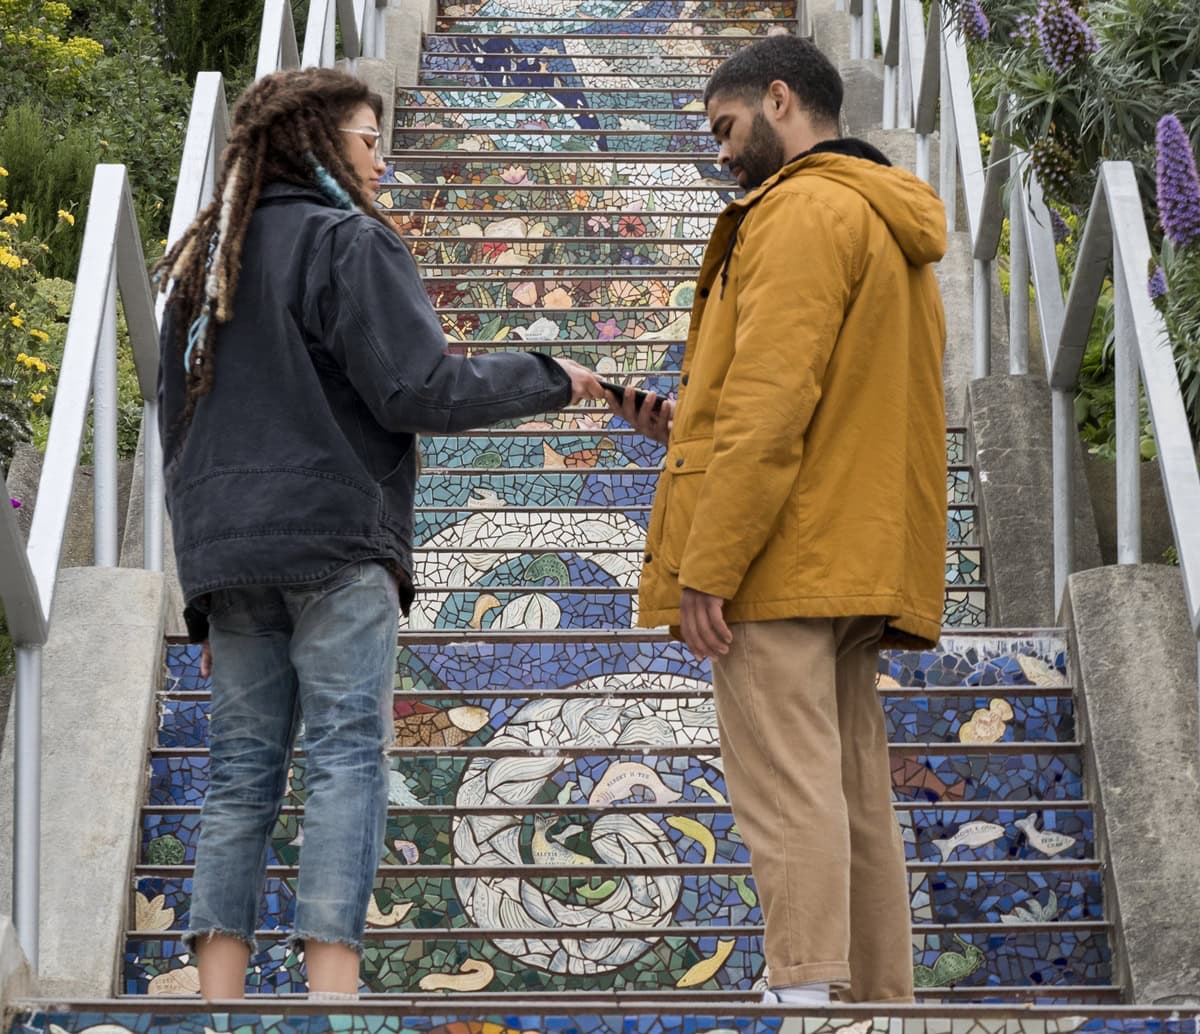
[656,437,713,574]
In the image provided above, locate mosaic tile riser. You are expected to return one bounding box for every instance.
[30,1015,1200,1034]
[141,801,1094,867]
[156,693,1073,750]
[121,928,1111,995]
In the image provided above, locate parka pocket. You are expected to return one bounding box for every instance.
[655,437,713,574]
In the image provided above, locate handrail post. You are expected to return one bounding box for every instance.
[1008,180,1031,375]
[862,0,876,57]
[973,259,992,378]
[1113,238,1142,565]
[1052,389,1075,612]
[849,0,863,59]
[897,4,913,130]
[93,262,119,567]
[939,34,958,232]
[13,643,42,970]
[144,398,164,571]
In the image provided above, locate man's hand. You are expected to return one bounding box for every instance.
[603,386,674,446]
[554,358,607,404]
[679,588,732,661]
[200,640,212,679]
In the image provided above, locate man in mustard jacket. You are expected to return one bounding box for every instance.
[608,35,947,1005]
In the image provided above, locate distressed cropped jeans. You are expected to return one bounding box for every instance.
[185,560,398,957]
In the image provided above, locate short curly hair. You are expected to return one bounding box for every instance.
[704,35,843,129]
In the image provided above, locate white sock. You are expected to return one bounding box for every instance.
[308,990,359,1001]
[763,981,831,1006]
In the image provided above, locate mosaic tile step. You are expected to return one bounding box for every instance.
[139,802,1095,868]
[164,634,1068,696]
[408,235,707,269]
[121,926,1111,995]
[146,745,1077,809]
[32,1005,1195,1033]
[385,155,731,187]
[408,466,974,510]
[415,428,969,465]
[432,18,796,35]
[419,73,721,93]
[404,546,983,591]
[423,33,754,56]
[420,54,730,74]
[392,87,721,111]
[421,278,699,309]
[131,861,1103,935]
[395,211,717,239]
[414,430,967,472]
[412,505,980,554]
[437,0,797,16]
[397,110,714,133]
[158,683,1077,751]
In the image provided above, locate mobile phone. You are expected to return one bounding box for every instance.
[600,380,665,413]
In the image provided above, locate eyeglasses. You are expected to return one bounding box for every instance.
[338,127,383,161]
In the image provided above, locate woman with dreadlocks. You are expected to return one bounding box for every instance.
[156,67,602,999]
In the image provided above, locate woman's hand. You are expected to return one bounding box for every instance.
[554,357,607,404]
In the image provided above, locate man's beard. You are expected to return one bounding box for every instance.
[735,111,787,189]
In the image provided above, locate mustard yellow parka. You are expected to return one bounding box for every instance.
[637,148,949,649]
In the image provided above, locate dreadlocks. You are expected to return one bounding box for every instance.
[156,67,394,418]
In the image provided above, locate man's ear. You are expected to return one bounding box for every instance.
[766,79,791,120]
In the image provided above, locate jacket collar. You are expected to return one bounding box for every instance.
[726,137,893,211]
[257,180,335,205]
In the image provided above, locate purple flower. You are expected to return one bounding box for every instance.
[1010,13,1036,44]
[1050,208,1071,244]
[9,498,20,509]
[1036,0,1098,75]
[1156,114,1200,248]
[962,0,990,42]
[1148,266,1168,301]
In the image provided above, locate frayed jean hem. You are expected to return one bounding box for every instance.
[183,927,258,956]
[287,930,366,957]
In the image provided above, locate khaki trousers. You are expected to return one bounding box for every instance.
[711,616,914,1003]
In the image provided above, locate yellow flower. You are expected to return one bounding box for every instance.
[16,352,29,363]
[28,328,49,343]
[10,315,24,328]
[0,166,8,176]
[0,198,7,209]
[2,214,20,227]
[30,392,46,404]
[57,209,75,226]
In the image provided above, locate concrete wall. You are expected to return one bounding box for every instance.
[967,375,1102,627]
[1064,565,1200,1004]
[0,567,165,998]
[0,917,32,1017]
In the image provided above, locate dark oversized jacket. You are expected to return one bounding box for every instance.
[159,182,571,636]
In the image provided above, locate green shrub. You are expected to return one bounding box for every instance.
[0,103,97,278]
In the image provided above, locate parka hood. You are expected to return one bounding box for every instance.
[741,137,948,267]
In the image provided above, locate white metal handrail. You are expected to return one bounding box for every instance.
[4,0,390,973]
[873,0,1200,689]
[0,164,162,970]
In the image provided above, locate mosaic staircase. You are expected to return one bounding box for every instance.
[10,2,1152,1034]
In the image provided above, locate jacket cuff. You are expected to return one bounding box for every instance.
[534,352,573,409]
[183,605,210,644]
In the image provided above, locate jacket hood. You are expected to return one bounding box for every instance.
[742,138,947,267]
